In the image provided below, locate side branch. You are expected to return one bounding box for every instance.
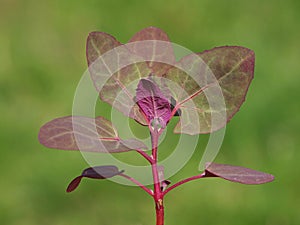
[136,149,154,163]
[163,172,205,196]
[119,173,153,196]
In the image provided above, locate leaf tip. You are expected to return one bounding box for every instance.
[66,176,83,193]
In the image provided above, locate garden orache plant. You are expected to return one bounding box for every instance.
[38,27,274,225]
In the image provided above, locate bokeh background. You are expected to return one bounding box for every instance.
[1,0,299,224]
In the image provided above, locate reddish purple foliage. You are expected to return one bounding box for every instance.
[67,166,123,192]
[204,163,274,184]
[38,27,274,225]
[38,116,147,152]
[136,78,172,128]
[128,27,176,76]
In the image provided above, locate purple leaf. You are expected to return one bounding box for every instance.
[86,32,151,126]
[161,180,171,191]
[67,165,123,192]
[136,78,172,128]
[128,26,176,76]
[204,162,275,184]
[38,116,147,152]
[164,46,255,134]
[81,166,123,179]
[66,176,82,193]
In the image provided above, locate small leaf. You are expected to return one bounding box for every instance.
[66,165,123,192]
[66,176,82,193]
[82,166,123,179]
[38,116,147,152]
[165,46,255,134]
[136,78,171,128]
[204,162,275,184]
[161,180,171,192]
[128,26,176,76]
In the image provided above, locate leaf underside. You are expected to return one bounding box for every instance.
[128,26,176,76]
[87,31,150,125]
[86,27,176,126]
[204,162,274,184]
[67,165,123,192]
[164,46,255,135]
[86,28,255,135]
[38,116,147,152]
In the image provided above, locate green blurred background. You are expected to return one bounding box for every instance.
[1,0,299,224]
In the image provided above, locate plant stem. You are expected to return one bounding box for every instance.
[119,173,153,196]
[150,130,164,225]
[163,173,205,196]
[136,149,154,164]
[155,201,164,225]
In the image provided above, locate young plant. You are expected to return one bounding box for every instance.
[38,27,274,225]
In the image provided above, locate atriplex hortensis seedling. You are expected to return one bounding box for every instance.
[39,27,274,225]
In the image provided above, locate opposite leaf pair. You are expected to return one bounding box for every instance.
[66,163,274,193]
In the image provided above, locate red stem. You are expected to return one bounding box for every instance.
[136,149,154,164]
[150,130,164,225]
[155,203,164,225]
[163,172,205,196]
[119,173,153,196]
[134,126,206,224]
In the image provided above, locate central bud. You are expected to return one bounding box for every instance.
[150,117,166,131]
[136,78,172,128]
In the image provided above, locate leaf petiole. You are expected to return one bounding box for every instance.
[163,173,206,196]
[136,149,154,164]
[118,173,153,196]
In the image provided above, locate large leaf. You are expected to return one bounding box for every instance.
[38,116,147,152]
[67,165,123,192]
[204,163,274,184]
[86,32,150,125]
[136,78,171,128]
[164,46,254,134]
[128,26,176,76]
